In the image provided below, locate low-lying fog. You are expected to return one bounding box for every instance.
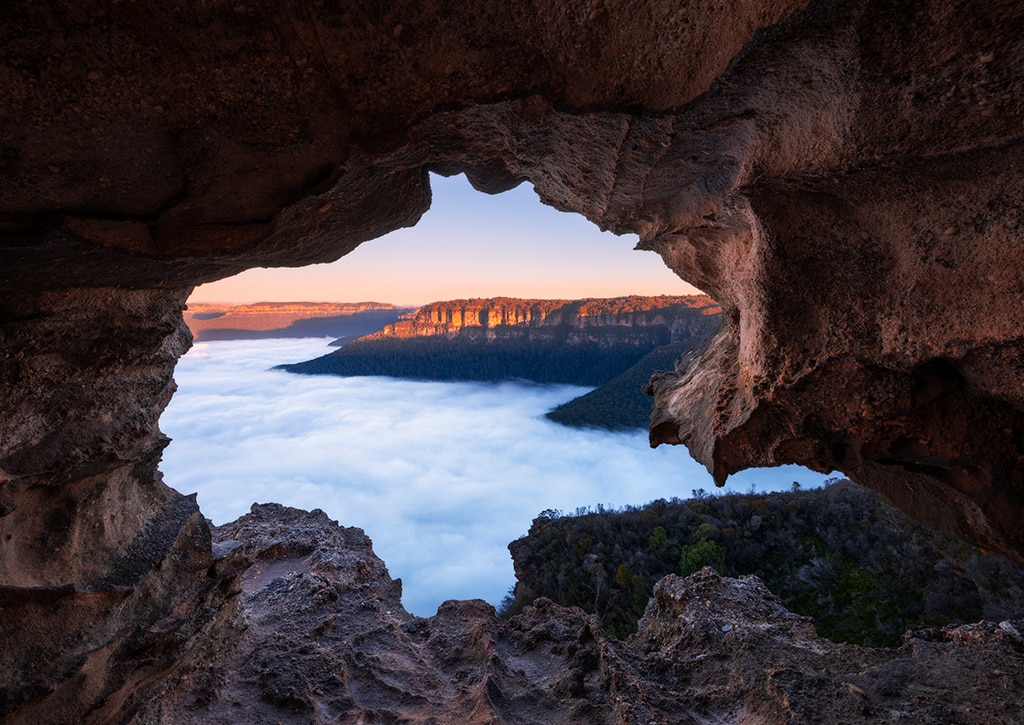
[161,337,826,616]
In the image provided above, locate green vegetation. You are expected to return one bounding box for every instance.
[544,340,695,429]
[278,336,655,386]
[502,481,1024,645]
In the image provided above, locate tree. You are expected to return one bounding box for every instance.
[679,539,725,576]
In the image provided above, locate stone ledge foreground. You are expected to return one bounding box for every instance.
[98,505,1024,724]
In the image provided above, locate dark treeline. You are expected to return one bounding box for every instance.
[545,340,694,429]
[278,337,656,386]
[503,481,1024,646]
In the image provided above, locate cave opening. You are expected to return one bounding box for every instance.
[187,172,699,305]
[161,172,827,617]
[4,0,1024,716]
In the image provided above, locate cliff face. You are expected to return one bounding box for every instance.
[278,295,723,386]
[368,295,721,347]
[183,301,410,341]
[2,0,1024,719]
[0,289,237,721]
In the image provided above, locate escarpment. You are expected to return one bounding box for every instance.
[2,0,1024,720]
[279,295,722,384]
[183,301,411,341]
[369,295,719,344]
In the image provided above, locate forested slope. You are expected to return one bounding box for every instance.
[504,481,1024,646]
[279,336,655,385]
[544,340,696,429]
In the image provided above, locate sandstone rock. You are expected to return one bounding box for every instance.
[2,0,1024,719]
[4,0,1023,560]
[278,295,724,385]
[363,295,720,345]
[128,509,1024,724]
[3,0,1024,555]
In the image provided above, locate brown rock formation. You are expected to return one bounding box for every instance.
[2,0,1024,719]
[126,505,1024,724]
[0,288,238,721]
[367,294,720,346]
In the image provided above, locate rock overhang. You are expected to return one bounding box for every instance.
[1,0,1024,716]
[3,0,1024,553]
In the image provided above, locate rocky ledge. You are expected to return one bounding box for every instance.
[112,505,1022,724]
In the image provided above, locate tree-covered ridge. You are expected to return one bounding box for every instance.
[573,294,718,316]
[279,337,655,385]
[503,481,1024,646]
[544,340,697,429]
[278,295,722,387]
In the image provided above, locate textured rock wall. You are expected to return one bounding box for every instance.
[0,288,238,720]
[5,0,1017,558]
[2,0,1024,719]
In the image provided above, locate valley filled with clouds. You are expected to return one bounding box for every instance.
[161,337,826,616]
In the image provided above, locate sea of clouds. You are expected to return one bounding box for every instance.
[160,338,828,617]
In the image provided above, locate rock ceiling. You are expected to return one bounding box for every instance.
[1,0,1023,719]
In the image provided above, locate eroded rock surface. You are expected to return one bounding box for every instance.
[130,506,1024,724]
[2,0,1024,719]
[3,0,1023,558]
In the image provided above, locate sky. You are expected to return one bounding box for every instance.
[160,338,829,618]
[188,173,702,306]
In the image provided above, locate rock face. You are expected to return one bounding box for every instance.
[3,0,1022,559]
[279,295,722,386]
[0,289,237,722]
[368,295,720,346]
[124,506,1024,724]
[2,0,1024,719]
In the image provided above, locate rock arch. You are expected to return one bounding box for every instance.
[2,0,1023,718]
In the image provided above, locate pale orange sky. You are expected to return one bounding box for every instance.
[189,174,701,306]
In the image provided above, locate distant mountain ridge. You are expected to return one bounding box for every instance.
[365,295,719,347]
[184,301,412,342]
[279,295,722,418]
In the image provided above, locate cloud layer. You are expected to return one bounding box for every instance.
[160,338,827,616]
